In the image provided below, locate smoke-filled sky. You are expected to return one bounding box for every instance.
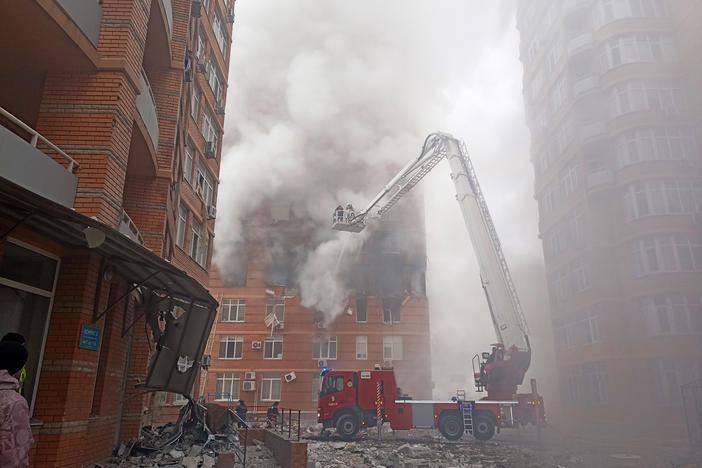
[216,0,554,399]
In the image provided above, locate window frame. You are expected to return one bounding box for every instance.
[264,335,283,360]
[215,372,240,402]
[176,204,187,248]
[218,335,243,360]
[261,372,281,401]
[355,336,368,360]
[313,335,337,360]
[221,298,245,322]
[382,335,403,361]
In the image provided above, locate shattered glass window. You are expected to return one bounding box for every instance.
[382,297,402,324]
[355,298,367,322]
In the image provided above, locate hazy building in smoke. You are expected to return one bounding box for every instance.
[205,198,431,414]
[517,0,702,453]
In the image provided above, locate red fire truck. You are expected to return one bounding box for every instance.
[323,133,547,441]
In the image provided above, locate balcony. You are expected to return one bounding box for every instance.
[128,70,159,177]
[56,0,103,47]
[567,33,594,57]
[0,106,78,208]
[587,170,614,191]
[117,209,145,245]
[143,0,173,68]
[573,76,599,98]
[580,121,607,143]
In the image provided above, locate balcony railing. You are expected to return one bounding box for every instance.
[136,70,159,152]
[56,0,103,47]
[0,106,79,208]
[117,209,145,245]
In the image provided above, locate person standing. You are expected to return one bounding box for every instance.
[0,340,33,467]
[235,399,247,428]
[266,401,279,428]
[1,334,26,397]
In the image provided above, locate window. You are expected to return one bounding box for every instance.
[215,373,240,401]
[212,13,228,55]
[560,161,578,197]
[190,219,201,260]
[583,363,608,404]
[651,358,700,404]
[266,299,285,323]
[356,298,367,322]
[642,294,702,335]
[593,0,668,30]
[356,336,368,360]
[571,258,592,292]
[567,206,586,248]
[322,375,345,395]
[544,228,563,258]
[176,205,187,248]
[624,180,702,220]
[539,183,557,214]
[383,336,403,361]
[610,80,685,118]
[551,76,568,114]
[222,298,245,322]
[382,297,401,324]
[581,312,601,345]
[172,393,188,405]
[599,34,676,70]
[632,235,702,276]
[218,335,243,359]
[313,335,337,360]
[261,372,281,401]
[207,60,223,102]
[191,85,200,122]
[198,233,208,268]
[555,324,575,349]
[312,374,322,401]
[264,335,283,359]
[184,144,194,183]
[201,108,219,151]
[195,162,215,206]
[0,240,59,415]
[196,31,207,61]
[202,0,210,12]
[616,127,698,168]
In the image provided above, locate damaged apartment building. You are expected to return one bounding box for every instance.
[0,0,234,466]
[206,196,431,415]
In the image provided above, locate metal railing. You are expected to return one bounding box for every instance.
[0,106,79,172]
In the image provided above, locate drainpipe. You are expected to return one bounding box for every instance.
[113,308,134,453]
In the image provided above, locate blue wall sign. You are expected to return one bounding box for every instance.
[79,325,101,350]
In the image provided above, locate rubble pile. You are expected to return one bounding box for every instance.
[95,401,255,468]
[306,430,586,468]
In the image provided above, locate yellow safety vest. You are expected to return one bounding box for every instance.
[18,367,26,396]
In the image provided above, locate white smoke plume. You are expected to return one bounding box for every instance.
[216,0,554,402]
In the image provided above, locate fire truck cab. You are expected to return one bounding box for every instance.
[317,368,507,441]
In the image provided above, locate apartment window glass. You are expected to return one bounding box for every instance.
[195,162,215,206]
[584,363,608,404]
[560,161,579,197]
[356,298,367,322]
[215,373,240,401]
[190,219,201,260]
[212,13,228,55]
[616,127,698,167]
[642,294,702,335]
[191,85,200,122]
[550,76,569,114]
[0,240,59,414]
[313,335,337,360]
[624,180,702,220]
[261,373,281,401]
[355,336,368,360]
[201,108,219,151]
[184,144,194,183]
[222,298,245,322]
[571,258,592,292]
[197,32,207,60]
[610,80,685,118]
[218,335,243,359]
[207,61,223,102]
[202,0,210,12]
[383,336,403,361]
[172,393,188,405]
[264,335,283,359]
[176,205,187,248]
[632,235,702,276]
[581,312,601,344]
[197,234,208,268]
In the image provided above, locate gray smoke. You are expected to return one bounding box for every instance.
[216,0,551,400]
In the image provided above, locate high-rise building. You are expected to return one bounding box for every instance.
[0,0,233,465]
[517,0,702,454]
[205,199,432,416]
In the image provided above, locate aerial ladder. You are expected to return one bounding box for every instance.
[332,132,545,429]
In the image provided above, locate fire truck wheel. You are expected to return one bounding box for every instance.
[472,413,495,441]
[438,412,464,441]
[335,413,359,441]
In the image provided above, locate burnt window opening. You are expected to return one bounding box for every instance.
[382,297,402,324]
[313,310,325,328]
[266,299,285,322]
[356,298,367,322]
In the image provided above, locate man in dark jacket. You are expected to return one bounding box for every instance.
[266,401,279,428]
[235,399,247,428]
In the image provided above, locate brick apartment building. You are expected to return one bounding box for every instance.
[203,201,432,416]
[517,0,702,455]
[0,0,233,466]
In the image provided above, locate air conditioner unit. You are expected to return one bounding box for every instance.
[317,360,327,368]
[207,205,217,219]
[251,341,262,350]
[284,372,296,383]
[245,371,256,380]
[242,381,256,392]
[191,1,202,18]
[204,141,216,159]
[226,7,235,23]
[197,62,207,74]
